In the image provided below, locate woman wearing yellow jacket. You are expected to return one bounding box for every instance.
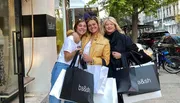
[81,17,110,66]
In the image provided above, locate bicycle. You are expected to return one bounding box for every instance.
[153,44,180,74]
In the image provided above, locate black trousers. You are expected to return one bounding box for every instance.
[118,93,124,103]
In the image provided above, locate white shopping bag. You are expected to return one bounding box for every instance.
[87,65,109,94]
[131,61,155,68]
[123,90,162,103]
[94,78,118,103]
[49,69,66,99]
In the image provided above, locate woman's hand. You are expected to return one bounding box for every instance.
[82,54,93,63]
[112,51,121,59]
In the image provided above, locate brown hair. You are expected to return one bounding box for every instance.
[86,17,99,25]
[86,17,101,34]
[74,19,86,32]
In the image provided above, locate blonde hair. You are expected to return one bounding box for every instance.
[101,16,124,35]
[67,29,74,36]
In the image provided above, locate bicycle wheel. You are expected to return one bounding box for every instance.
[162,56,180,74]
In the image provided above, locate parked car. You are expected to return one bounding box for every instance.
[138,31,170,48]
[159,35,180,56]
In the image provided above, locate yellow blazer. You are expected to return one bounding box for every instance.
[81,32,110,65]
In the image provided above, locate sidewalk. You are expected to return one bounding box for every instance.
[10,92,48,103]
[39,68,180,103]
[136,69,180,103]
[10,68,180,103]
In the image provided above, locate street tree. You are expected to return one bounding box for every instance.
[88,0,178,42]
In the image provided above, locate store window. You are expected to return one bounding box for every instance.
[0,0,19,95]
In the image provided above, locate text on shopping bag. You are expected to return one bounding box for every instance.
[129,64,160,94]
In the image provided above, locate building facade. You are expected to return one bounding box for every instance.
[0,0,57,102]
[143,1,180,35]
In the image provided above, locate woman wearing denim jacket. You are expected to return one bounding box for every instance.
[49,19,87,103]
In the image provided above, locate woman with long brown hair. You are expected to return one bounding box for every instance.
[49,19,87,103]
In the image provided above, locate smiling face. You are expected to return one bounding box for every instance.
[104,20,116,35]
[87,20,99,34]
[75,21,87,37]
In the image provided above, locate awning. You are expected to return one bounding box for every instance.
[69,0,98,9]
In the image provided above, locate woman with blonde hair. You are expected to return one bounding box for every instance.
[102,16,133,103]
[81,17,110,66]
[101,16,124,35]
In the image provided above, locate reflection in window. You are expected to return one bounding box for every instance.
[173,4,175,15]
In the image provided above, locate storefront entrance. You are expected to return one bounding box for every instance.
[0,0,34,103]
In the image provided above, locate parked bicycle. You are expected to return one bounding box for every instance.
[153,44,180,74]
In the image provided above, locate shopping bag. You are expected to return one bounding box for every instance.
[60,68,94,103]
[116,54,159,94]
[87,65,109,94]
[116,54,131,93]
[93,78,118,103]
[127,43,152,64]
[79,55,87,69]
[128,68,139,93]
[60,51,94,103]
[116,67,131,93]
[123,90,162,103]
[49,69,66,99]
[128,62,160,95]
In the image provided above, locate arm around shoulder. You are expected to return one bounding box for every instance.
[102,39,110,65]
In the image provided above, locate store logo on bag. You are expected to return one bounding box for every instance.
[78,84,90,93]
[137,78,151,85]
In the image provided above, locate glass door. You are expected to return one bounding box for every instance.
[0,0,25,102]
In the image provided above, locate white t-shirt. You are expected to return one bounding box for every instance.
[57,35,81,65]
[83,41,91,55]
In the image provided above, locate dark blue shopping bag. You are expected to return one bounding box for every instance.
[60,51,94,103]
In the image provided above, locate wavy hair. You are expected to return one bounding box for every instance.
[86,16,102,34]
[101,16,124,35]
[74,19,86,32]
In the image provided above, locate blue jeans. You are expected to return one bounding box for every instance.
[49,62,74,103]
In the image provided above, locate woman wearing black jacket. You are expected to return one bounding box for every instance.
[102,16,133,103]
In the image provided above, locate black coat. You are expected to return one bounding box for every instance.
[104,30,133,77]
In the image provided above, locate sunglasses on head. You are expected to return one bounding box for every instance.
[77,18,85,22]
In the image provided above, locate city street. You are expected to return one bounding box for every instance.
[136,68,180,103]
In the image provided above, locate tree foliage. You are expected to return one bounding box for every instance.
[55,10,64,54]
[88,0,178,42]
